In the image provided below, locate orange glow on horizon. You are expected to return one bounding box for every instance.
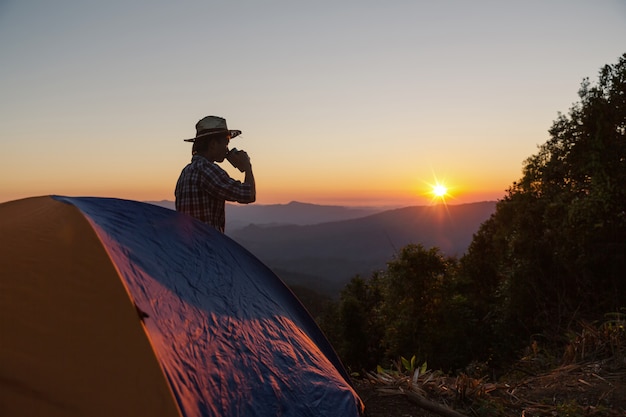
[0,173,509,207]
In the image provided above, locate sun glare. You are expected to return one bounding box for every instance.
[421,173,455,205]
[433,184,448,198]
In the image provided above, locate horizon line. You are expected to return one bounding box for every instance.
[145,199,498,209]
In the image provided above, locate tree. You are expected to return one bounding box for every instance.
[460,53,626,356]
[380,244,466,370]
[323,245,470,372]
[324,274,386,372]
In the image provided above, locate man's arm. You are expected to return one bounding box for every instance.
[243,165,256,203]
[228,150,256,203]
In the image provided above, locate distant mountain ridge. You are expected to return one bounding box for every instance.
[146,200,388,229]
[146,200,497,297]
[229,201,497,296]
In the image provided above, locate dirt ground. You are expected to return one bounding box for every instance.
[352,360,626,417]
[354,378,437,417]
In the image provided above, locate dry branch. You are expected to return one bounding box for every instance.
[404,391,469,417]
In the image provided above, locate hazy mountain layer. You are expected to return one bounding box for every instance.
[228,202,497,296]
[146,200,387,229]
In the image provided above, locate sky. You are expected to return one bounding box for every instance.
[1,1,625,207]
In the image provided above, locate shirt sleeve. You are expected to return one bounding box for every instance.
[200,162,254,204]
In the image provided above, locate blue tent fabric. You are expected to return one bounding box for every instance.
[51,196,363,417]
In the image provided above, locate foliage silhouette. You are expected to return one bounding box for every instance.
[319,53,626,375]
[459,53,626,363]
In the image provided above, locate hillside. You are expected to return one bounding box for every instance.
[229,201,496,296]
[145,200,387,229]
[146,200,497,297]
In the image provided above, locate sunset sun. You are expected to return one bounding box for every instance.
[432,184,448,198]
[421,174,455,204]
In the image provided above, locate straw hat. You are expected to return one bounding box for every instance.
[183,116,242,142]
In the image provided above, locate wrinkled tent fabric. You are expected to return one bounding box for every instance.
[0,196,364,417]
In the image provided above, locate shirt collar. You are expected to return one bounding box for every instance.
[191,154,209,163]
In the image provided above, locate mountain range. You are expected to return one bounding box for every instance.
[147,200,388,229]
[147,200,497,297]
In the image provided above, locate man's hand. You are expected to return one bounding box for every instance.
[227,149,251,173]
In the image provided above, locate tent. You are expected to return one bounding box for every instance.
[0,195,364,417]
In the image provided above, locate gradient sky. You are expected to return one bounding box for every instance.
[2,1,625,207]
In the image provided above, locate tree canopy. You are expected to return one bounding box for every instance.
[460,52,626,356]
[320,53,626,374]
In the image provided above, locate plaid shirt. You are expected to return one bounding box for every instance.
[175,155,254,232]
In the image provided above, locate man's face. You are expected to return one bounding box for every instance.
[211,136,230,162]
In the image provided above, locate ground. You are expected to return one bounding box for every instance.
[352,359,626,417]
[354,378,437,417]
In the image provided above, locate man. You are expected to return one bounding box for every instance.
[175,115,256,232]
